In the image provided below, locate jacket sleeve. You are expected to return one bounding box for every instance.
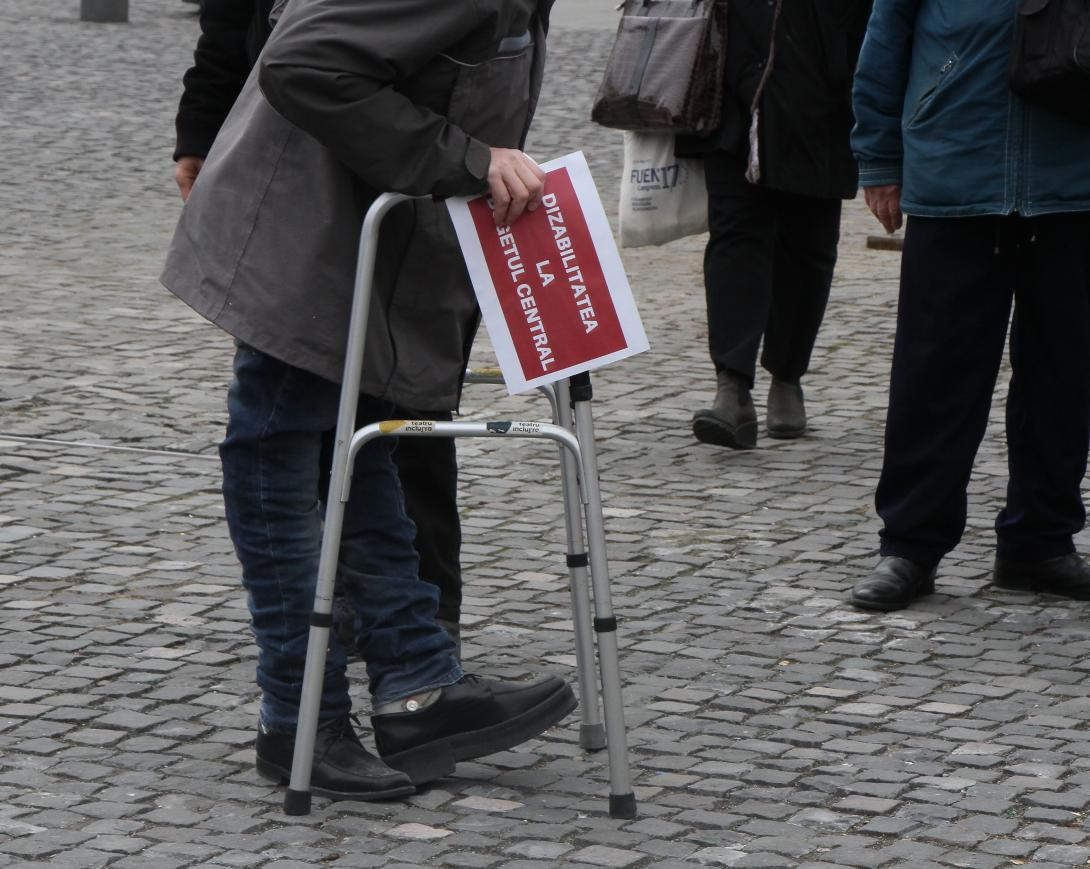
[257,0,494,198]
[174,0,258,161]
[851,0,919,187]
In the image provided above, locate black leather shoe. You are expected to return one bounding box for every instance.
[850,556,937,612]
[255,716,415,801]
[993,553,1090,599]
[372,674,577,785]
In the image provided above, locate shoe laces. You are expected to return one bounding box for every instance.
[319,713,361,737]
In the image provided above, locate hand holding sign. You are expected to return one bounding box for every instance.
[448,152,649,394]
[487,148,546,226]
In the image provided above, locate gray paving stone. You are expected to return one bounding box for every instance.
[934,851,1006,869]
[685,849,746,867]
[1032,844,1090,864]
[567,845,644,867]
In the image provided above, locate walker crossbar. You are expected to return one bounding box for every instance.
[339,419,582,503]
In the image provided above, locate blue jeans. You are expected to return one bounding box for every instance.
[219,344,461,732]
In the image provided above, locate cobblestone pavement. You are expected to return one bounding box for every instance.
[3,2,1090,867]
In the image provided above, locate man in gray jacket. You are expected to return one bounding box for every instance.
[162,0,575,801]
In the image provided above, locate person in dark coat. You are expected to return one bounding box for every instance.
[174,0,274,201]
[679,0,872,449]
[173,0,467,653]
[163,0,576,803]
[849,0,1090,611]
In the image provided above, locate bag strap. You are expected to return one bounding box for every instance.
[749,0,783,115]
[745,0,783,184]
[627,19,662,109]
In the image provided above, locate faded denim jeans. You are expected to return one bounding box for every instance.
[219,343,461,731]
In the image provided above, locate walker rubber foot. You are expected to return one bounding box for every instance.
[580,723,607,751]
[609,792,637,819]
[283,788,312,815]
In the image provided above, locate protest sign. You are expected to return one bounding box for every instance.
[447,151,649,395]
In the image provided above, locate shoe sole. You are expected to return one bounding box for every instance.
[991,575,1034,593]
[255,757,416,802]
[849,595,913,612]
[381,683,578,786]
[692,416,757,449]
[993,576,1090,600]
[849,575,936,612]
[766,425,806,440]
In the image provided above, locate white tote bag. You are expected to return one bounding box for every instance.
[618,131,708,248]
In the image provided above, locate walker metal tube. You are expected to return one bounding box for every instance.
[284,193,411,816]
[554,379,606,750]
[463,367,504,384]
[463,368,561,422]
[570,374,637,819]
[461,370,603,748]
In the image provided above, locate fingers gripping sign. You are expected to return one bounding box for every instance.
[487,148,546,226]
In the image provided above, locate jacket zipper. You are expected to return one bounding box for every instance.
[1007,94,1028,216]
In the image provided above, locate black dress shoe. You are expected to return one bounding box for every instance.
[850,556,937,612]
[372,674,577,786]
[993,553,1090,599]
[255,716,415,801]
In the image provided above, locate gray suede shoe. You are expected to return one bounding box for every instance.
[766,377,806,439]
[692,370,758,449]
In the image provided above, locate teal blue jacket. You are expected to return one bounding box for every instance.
[851,0,1090,217]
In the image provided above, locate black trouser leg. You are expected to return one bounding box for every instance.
[996,213,1090,561]
[703,152,777,385]
[320,408,463,628]
[391,409,463,626]
[877,216,1014,566]
[761,198,841,382]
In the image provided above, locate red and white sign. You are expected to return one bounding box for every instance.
[447,151,649,394]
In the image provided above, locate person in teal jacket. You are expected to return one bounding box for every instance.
[849,0,1090,612]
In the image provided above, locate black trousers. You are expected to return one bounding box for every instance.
[320,410,463,625]
[703,151,842,385]
[392,413,462,625]
[877,213,1090,567]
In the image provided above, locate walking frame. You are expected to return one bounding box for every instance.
[282,193,637,821]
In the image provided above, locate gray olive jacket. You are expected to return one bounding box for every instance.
[162,0,551,411]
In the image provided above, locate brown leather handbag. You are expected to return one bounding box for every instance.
[591,0,727,134]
